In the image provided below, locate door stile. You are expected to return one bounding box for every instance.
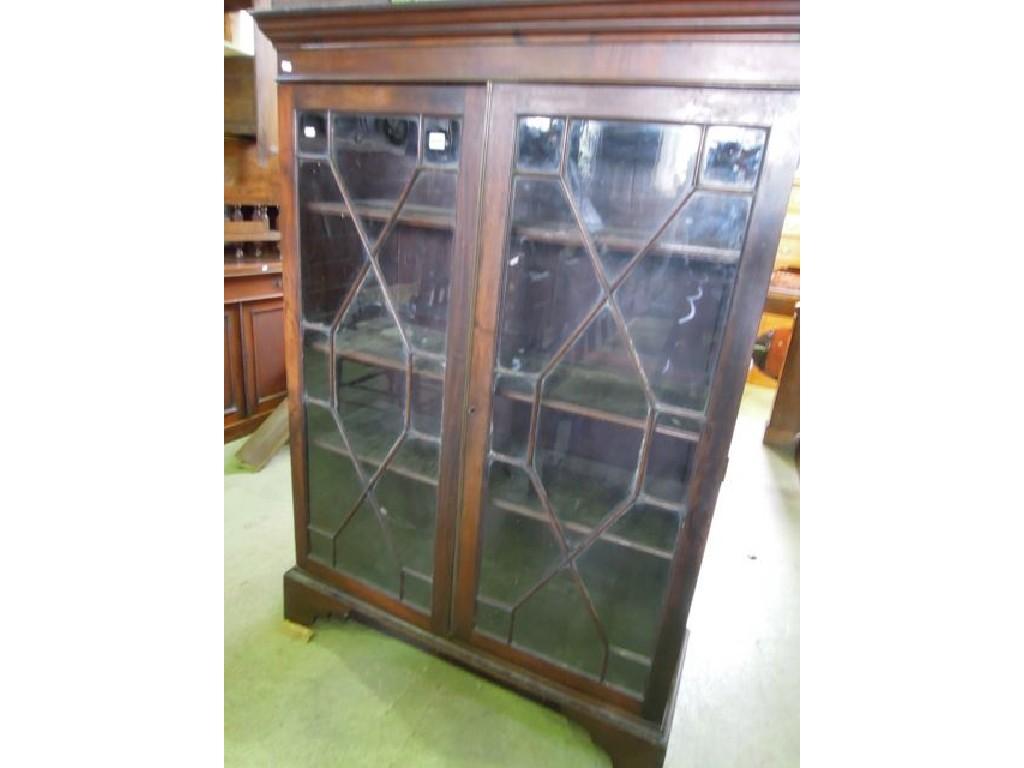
[431,86,488,635]
[452,87,518,640]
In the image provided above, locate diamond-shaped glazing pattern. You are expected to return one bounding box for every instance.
[297,109,463,612]
[478,115,765,694]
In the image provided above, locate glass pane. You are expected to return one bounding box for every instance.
[661,192,752,251]
[498,177,601,374]
[513,569,604,677]
[516,116,565,172]
[335,357,404,465]
[298,111,328,155]
[476,598,512,641]
[606,650,651,697]
[702,126,766,188]
[617,247,738,412]
[477,110,769,690]
[577,507,675,659]
[422,117,461,166]
[333,113,418,246]
[377,222,452,355]
[403,571,433,613]
[491,374,534,459]
[374,460,437,576]
[410,366,444,438]
[535,409,642,547]
[302,327,330,403]
[543,307,648,421]
[305,402,363,544]
[335,271,405,365]
[478,462,561,606]
[643,430,696,505]
[567,119,701,279]
[335,498,402,595]
[297,161,364,326]
[297,107,465,616]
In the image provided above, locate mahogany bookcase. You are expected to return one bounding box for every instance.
[255,3,799,765]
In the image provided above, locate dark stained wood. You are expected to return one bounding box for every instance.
[276,83,311,566]
[254,5,800,764]
[453,83,511,640]
[274,41,798,89]
[225,266,285,443]
[225,305,245,425]
[432,86,487,637]
[763,304,800,447]
[644,101,800,723]
[255,1,799,45]
[469,630,642,714]
[283,566,665,743]
[240,299,287,416]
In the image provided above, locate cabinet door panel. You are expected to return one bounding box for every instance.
[241,298,286,416]
[224,304,245,425]
[290,85,484,632]
[458,84,799,715]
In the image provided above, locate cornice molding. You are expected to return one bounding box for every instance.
[253,1,800,46]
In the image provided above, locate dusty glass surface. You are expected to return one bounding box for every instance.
[296,110,463,612]
[422,117,461,166]
[701,125,766,188]
[516,116,566,172]
[476,113,765,691]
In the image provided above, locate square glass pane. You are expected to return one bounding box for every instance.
[298,111,328,155]
[516,116,565,172]
[422,117,461,166]
[702,126,766,188]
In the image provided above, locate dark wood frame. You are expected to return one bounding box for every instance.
[257,3,798,765]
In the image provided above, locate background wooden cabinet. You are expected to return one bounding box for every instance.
[225,267,286,441]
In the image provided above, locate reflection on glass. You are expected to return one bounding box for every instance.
[516,116,566,172]
[422,117,461,166]
[498,177,601,374]
[535,409,642,546]
[643,431,696,504]
[378,221,452,356]
[617,250,737,412]
[298,111,328,155]
[302,328,330,403]
[543,307,647,421]
[336,271,405,364]
[662,192,751,251]
[702,126,766,187]
[479,113,770,689]
[336,498,401,595]
[567,120,701,280]
[297,109,468,615]
[513,569,604,677]
[298,161,364,326]
[333,114,418,245]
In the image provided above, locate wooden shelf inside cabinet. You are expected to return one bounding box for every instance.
[307,201,738,265]
[307,201,455,232]
[224,230,281,243]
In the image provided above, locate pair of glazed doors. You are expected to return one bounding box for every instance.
[287,81,798,714]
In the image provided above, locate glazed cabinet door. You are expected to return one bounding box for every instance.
[283,85,485,634]
[455,84,799,718]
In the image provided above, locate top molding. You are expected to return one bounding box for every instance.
[253,0,800,46]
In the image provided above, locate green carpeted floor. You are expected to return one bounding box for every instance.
[225,384,799,767]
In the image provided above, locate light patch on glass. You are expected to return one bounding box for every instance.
[281,59,292,73]
[428,131,447,151]
[303,125,317,139]
[523,116,551,132]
